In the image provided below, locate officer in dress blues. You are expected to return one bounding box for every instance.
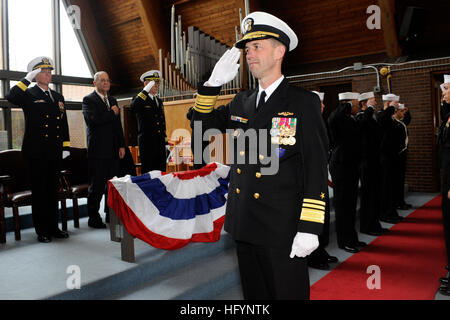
[130,70,167,173]
[377,94,405,224]
[6,56,70,243]
[187,12,329,300]
[328,92,366,253]
[355,92,385,236]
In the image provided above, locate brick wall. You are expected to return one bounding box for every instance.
[291,57,450,192]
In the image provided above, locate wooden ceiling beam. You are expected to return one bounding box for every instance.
[135,0,169,58]
[378,0,402,57]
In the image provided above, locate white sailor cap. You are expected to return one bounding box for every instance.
[235,11,298,52]
[382,93,400,102]
[312,91,324,101]
[441,75,450,91]
[27,56,54,72]
[338,92,360,101]
[358,92,375,101]
[140,70,161,82]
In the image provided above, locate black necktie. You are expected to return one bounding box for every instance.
[45,91,53,102]
[256,91,266,111]
[104,97,110,110]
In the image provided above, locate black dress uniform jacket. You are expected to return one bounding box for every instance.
[188,79,329,248]
[130,90,167,172]
[6,79,70,159]
[6,78,70,237]
[82,91,125,159]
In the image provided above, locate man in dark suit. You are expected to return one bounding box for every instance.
[328,92,366,253]
[130,70,167,173]
[395,104,412,210]
[6,56,70,243]
[82,71,126,228]
[187,12,329,300]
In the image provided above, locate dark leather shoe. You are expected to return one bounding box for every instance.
[340,245,359,253]
[439,285,450,296]
[37,235,52,243]
[356,241,367,247]
[88,219,106,229]
[51,229,69,239]
[380,217,399,224]
[308,260,330,270]
[364,230,382,236]
[440,277,449,285]
[327,255,339,263]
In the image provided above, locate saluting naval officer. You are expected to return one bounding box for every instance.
[187,12,329,300]
[377,93,405,224]
[130,70,167,173]
[328,92,366,253]
[6,56,70,243]
[355,92,385,236]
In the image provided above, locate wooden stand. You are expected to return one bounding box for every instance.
[109,208,135,263]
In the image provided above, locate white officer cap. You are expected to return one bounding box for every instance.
[358,92,375,101]
[441,75,450,91]
[27,56,54,72]
[235,11,298,52]
[140,70,162,82]
[382,93,400,102]
[312,91,324,101]
[338,92,359,101]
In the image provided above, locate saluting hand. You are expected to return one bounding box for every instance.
[25,68,42,82]
[143,81,155,93]
[206,47,241,87]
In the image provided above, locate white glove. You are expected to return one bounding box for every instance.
[62,150,70,159]
[143,81,155,93]
[25,68,42,82]
[206,47,241,87]
[289,232,319,258]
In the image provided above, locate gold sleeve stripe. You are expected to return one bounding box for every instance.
[193,106,213,113]
[63,141,71,147]
[194,104,214,110]
[301,208,325,216]
[17,81,28,92]
[300,209,325,224]
[138,92,147,100]
[196,94,218,106]
[303,198,326,206]
[302,203,325,211]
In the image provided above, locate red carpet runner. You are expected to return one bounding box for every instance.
[311,195,447,300]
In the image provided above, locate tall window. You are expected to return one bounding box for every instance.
[60,0,91,77]
[8,0,53,72]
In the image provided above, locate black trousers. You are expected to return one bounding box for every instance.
[28,158,61,237]
[330,165,359,248]
[139,141,166,173]
[87,158,119,220]
[441,148,450,266]
[359,160,382,233]
[380,154,401,219]
[394,151,408,206]
[235,241,310,300]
